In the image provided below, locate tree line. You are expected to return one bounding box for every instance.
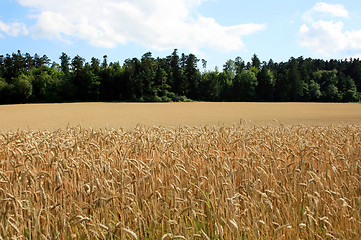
[0,50,360,104]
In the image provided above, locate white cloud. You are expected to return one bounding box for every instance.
[299,2,361,57]
[311,2,349,18]
[302,2,349,22]
[299,21,347,56]
[0,21,28,37]
[16,0,265,52]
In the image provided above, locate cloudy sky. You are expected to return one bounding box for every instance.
[1,0,361,69]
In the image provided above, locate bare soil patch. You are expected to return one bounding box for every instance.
[0,102,360,131]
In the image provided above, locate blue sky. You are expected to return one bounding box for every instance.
[1,0,361,69]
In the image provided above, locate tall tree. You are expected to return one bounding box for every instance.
[201,59,207,72]
[313,69,341,102]
[346,59,361,91]
[124,57,142,100]
[0,77,11,103]
[140,52,157,100]
[90,57,101,74]
[288,58,303,101]
[71,55,85,71]
[274,63,290,101]
[185,53,200,99]
[70,55,85,100]
[102,55,108,69]
[251,54,261,69]
[199,71,221,101]
[169,49,184,96]
[223,59,236,81]
[11,50,25,78]
[14,73,33,102]
[306,80,322,101]
[256,65,274,101]
[337,73,359,102]
[235,57,245,74]
[233,70,258,101]
[60,52,70,74]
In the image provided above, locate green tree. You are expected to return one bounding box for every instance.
[169,49,185,96]
[98,61,126,101]
[83,64,101,101]
[345,59,361,91]
[71,55,85,72]
[313,69,341,102]
[307,80,322,101]
[69,55,88,100]
[140,52,157,100]
[0,77,11,103]
[233,70,258,101]
[60,52,71,74]
[201,59,207,72]
[274,63,290,101]
[235,57,245,74]
[0,55,4,75]
[256,65,275,101]
[251,54,261,69]
[47,66,64,102]
[185,53,200,99]
[154,67,171,101]
[31,67,51,101]
[288,58,304,101]
[199,71,221,101]
[24,52,35,70]
[91,57,101,74]
[325,84,342,102]
[14,73,33,102]
[124,57,142,101]
[102,55,108,69]
[12,50,26,76]
[223,59,236,81]
[338,73,359,102]
[218,71,232,101]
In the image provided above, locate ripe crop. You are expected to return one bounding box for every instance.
[0,124,360,239]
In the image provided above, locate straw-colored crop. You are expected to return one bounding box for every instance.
[0,124,360,239]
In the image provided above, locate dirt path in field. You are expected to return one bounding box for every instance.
[0,102,360,131]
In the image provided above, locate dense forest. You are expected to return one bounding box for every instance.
[0,50,360,104]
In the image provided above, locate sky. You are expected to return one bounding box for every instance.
[1,0,361,69]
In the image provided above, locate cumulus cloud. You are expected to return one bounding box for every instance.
[313,2,348,18]
[299,2,361,57]
[17,0,265,52]
[0,20,28,37]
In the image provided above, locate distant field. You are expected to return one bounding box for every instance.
[0,102,361,131]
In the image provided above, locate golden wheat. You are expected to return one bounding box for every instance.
[0,124,360,239]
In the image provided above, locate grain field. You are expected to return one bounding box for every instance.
[0,123,360,239]
[0,102,361,131]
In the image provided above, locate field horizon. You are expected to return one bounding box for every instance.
[0,102,360,131]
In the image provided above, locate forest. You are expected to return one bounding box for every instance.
[0,49,360,104]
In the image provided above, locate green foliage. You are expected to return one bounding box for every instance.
[14,73,33,101]
[256,65,275,101]
[251,54,261,69]
[308,80,322,101]
[233,70,258,101]
[0,50,360,104]
[223,59,236,81]
[199,71,222,101]
[288,58,303,101]
[0,77,11,103]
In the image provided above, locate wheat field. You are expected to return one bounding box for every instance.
[1,102,361,131]
[0,122,360,239]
